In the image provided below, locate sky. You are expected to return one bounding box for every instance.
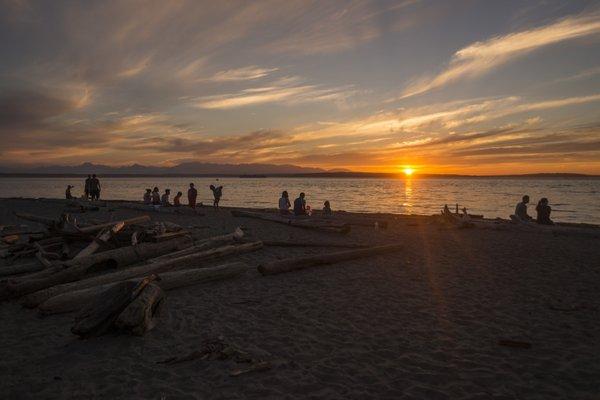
[1,0,599,175]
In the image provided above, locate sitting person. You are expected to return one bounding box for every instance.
[65,185,74,200]
[161,189,171,206]
[143,188,152,205]
[279,191,291,215]
[293,192,308,216]
[512,195,533,222]
[173,191,183,207]
[323,200,332,216]
[151,187,161,205]
[535,197,553,225]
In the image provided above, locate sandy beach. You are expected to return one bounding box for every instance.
[1,197,599,399]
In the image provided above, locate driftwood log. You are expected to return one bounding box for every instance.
[38,262,248,315]
[0,261,43,278]
[114,283,165,335]
[258,244,403,275]
[73,222,126,259]
[231,210,351,234]
[77,215,150,234]
[254,240,368,249]
[23,242,261,308]
[149,227,244,263]
[0,237,192,301]
[71,276,155,338]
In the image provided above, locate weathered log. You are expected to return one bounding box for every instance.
[39,262,247,315]
[77,215,150,234]
[148,228,244,263]
[256,240,368,249]
[74,221,126,259]
[1,237,192,301]
[71,276,155,338]
[231,210,351,234]
[257,244,403,275]
[14,213,58,227]
[23,242,260,307]
[114,283,165,335]
[0,261,43,278]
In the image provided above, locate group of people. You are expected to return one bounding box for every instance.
[513,195,553,225]
[278,191,332,216]
[65,174,102,200]
[143,182,223,209]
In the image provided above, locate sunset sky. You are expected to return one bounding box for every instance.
[1,0,599,174]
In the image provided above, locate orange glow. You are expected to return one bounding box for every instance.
[403,167,414,176]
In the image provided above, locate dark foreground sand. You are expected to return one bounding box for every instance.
[1,198,599,399]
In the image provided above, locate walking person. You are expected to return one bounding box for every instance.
[209,182,223,210]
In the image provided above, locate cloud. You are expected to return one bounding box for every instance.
[402,12,600,97]
[195,77,355,109]
[207,66,278,82]
[0,89,75,130]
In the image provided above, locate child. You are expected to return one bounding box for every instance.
[210,184,223,210]
[323,200,332,216]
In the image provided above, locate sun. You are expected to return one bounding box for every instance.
[403,167,414,176]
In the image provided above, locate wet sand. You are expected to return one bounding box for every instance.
[1,198,599,399]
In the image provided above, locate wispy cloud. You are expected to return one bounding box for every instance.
[195,77,355,109]
[402,12,600,98]
[207,66,278,82]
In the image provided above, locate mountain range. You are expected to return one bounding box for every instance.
[0,162,349,176]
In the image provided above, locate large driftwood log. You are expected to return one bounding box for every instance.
[148,227,244,263]
[71,277,155,338]
[231,210,351,234]
[39,262,247,315]
[14,213,59,228]
[0,261,43,277]
[24,242,260,307]
[114,283,165,335]
[257,244,403,275]
[1,237,192,301]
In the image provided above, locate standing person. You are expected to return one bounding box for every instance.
[279,191,291,215]
[323,200,332,216]
[161,189,171,206]
[209,183,223,210]
[89,174,101,201]
[536,198,553,225]
[187,183,197,208]
[84,175,92,200]
[173,191,183,207]
[143,189,152,204]
[514,195,532,221]
[65,185,74,200]
[151,187,160,205]
[294,192,307,216]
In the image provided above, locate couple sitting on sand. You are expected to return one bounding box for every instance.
[278,192,332,217]
[512,195,553,225]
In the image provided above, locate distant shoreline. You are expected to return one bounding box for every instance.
[0,172,598,179]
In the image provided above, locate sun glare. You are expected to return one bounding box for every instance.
[403,167,414,176]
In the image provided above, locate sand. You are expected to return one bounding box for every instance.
[1,197,599,399]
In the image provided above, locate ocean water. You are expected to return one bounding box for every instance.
[0,176,598,224]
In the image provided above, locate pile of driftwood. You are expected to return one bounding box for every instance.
[0,210,262,337]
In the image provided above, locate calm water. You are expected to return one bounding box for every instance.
[0,177,598,224]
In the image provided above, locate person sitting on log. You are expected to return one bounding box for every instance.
[535,197,553,225]
[279,191,291,215]
[210,183,223,210]
[161,189,171,207]
[511,195,533,222]
[173,191,183,207]
[323,200,332,216]
[143,189,152,205]
[294,192,308,216]
[65,185,74,200]
[151,187,161,205]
